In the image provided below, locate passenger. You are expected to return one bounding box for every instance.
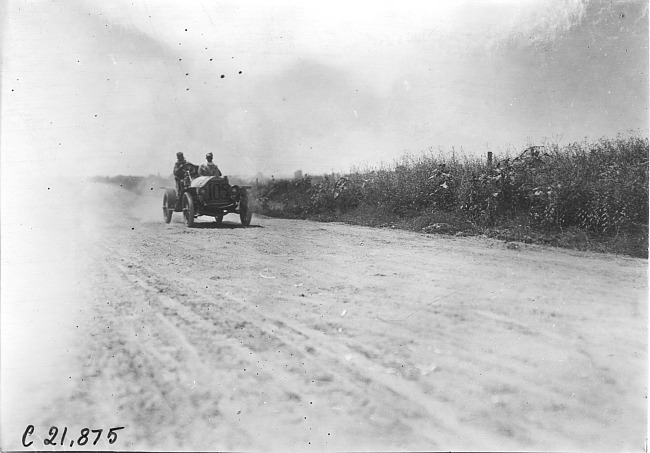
[198,152,222,177]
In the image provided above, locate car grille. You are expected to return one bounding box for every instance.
[201,181,231,203]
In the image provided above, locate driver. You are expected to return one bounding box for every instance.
[173,152,196,192]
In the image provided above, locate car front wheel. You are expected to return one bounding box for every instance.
[240,199,253,226]
[163,191,174,223]
[182,193,195,227]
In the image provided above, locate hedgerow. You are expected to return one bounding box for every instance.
[254,136,648,256]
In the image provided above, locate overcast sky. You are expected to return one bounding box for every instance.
[1,0,648,179]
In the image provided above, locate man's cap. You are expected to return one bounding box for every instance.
[176,152,184,158]
[206,152,213,158]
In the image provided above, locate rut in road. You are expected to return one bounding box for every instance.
[88,240,513,450]
[40,215,646,451]
[55,241,435,450]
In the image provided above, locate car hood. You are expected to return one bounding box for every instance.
[190,176,228,190]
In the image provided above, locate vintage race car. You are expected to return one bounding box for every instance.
[162,164,253,227]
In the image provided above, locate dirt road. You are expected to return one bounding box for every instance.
[1,184,647,451]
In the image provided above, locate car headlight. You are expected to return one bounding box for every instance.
[230,185,240,198]
[199,188,206,195]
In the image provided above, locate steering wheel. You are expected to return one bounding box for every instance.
[175,162,198,179]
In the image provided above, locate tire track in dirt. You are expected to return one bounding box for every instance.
[161,219,646,450]
[42,214,647,451]
[95,230,560,449]
[102,245,462,449]
[49,250,253,450]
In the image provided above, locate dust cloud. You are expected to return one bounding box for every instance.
[3,1,646,179]
[0,177,169,440]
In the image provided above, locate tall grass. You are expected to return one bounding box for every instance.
[254,136,649,257]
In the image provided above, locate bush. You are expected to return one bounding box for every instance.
[255,135,649,257]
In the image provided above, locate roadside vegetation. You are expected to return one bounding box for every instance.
[253,136,649,258]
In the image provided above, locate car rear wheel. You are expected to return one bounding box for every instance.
[163,192,173,223]
[240,199,253,226]
[182,193,195,227]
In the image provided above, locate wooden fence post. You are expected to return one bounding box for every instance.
[487,151,493,167]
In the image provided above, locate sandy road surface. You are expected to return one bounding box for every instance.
[1,185,647,451]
